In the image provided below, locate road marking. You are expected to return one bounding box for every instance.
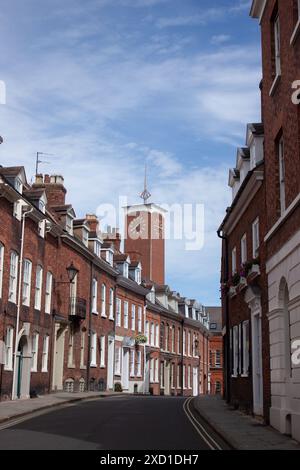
[183,397,223,451]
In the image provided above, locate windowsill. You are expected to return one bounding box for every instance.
[136,374,142,378]
[68,364,75,369]
[241,374,249,378]
[4,367,13,372]
[92,311,99,315]
[290,19,300,45]
[109,317,114,321]
[114,373,121,377]
[41,369,48,373]
[101,313,107,318]
[231,374,238,378]
[31,369,37,373]
[90,364,97,368]
[100,365,106,369]
[80,365,86,370]
[269,74,281,97]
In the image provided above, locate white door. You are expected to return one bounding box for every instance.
[107,338,114,390]
[193,367,199,396]
[252,313,263,416]
[121,349,129,390]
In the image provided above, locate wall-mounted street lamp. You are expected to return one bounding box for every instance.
[55,262,79,287]
[66,262,79,283]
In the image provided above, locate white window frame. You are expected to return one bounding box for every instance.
[9,251,19,304]
[242,321,250,377]
[241,234,247,265]
[232,247,237,275]
[131,304,136,331]
[188,365,191,389]
[31,333,39,372]
[124,301,129,328]
[145,321,150,344]
[155,358,159,383]
[183,329,186,356]
[80,331,86,369]
[92,278,98,314]
[115,346,121,376]
[150,322,155,346]
[90,332,97,367]
[171,363,175,389]
[136,350,142,377]
[13,200,22,221]
[0,243,4,299]
[100,335,106,368]
[279,137,286,215]
[188,331,191,356]
[183,365,186,389]
[155,324,159,348]
[109,288,114,320]
[232,326,239,377]
[215,350,221,368]
[4,326,14,371]
[34,265,43,311]
[42,335,49,372]
[274,14,281,76]
[68,329,74,368]
[130,349,135,377]
[252,218,260,258]
[22,259,32,306]
[45,272,53,314]
[116,298,122,327]
[138,306,142,333]
[101,284,106,317]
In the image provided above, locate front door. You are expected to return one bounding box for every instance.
[52,324,66,391]
[192,367,199,396]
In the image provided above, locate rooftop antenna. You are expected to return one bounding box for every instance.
[140,160,151,204]
[35,152,54,176]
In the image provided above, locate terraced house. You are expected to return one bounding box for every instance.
[220,0,300,442]
[0,164,211,401]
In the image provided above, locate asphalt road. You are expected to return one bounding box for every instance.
[0,396,229,450]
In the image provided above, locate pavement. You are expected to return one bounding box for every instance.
[193,395,300,450]
[0,390,119,424]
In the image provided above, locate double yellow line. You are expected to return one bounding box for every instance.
[183,397,223,451]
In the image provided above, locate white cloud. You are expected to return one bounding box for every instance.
[210,34,231,45]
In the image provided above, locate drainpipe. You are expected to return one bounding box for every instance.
[11,206,33,400]
[217,228,230,404]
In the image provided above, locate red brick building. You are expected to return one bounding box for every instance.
[219,0,300,440]
[206,307,223,396]
[0,166,210,401]
[250,0,300,440]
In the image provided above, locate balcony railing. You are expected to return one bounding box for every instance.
[69,297,87,320]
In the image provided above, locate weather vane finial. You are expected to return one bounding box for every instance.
[140,161,151,204]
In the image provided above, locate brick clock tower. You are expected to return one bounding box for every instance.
[124,168,166,286]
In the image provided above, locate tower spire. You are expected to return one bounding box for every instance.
[140,161,151,204]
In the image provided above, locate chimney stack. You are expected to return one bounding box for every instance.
[86,214,100,234]
[33,174,67,208]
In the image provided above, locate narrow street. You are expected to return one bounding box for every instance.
[0,396,229,450]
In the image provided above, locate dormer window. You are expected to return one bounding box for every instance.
[105,250,114,266]
[38,199,45,214]
[14,178,22,194]
[94,240,102,257]
[82,227,89,247]
[123,262,129,278]
[136,268,141,285]
[66,214,73,235]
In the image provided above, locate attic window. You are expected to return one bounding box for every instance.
[123,262,129,278]
[82,228,89,247]
[66,215,73,235]
[106,250,113,266]
[15,178,22,194]
[38,199,45,214]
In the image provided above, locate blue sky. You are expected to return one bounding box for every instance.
[0,0,262,305]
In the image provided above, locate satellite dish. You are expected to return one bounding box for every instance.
[0,136,3,144]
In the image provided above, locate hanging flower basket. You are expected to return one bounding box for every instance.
[135,334,147,345]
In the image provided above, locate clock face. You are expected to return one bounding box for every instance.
[128,214,148,240]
